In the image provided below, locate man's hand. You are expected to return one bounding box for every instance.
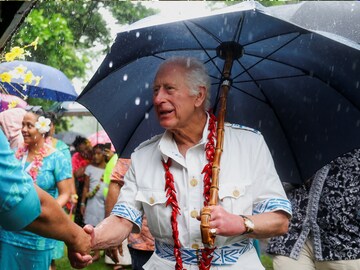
[105,245,123,264]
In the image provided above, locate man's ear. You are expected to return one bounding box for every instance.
[195,86,206,107]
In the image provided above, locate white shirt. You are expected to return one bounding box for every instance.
[112,116,291,269]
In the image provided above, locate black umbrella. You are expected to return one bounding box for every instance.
[77,1,360,184]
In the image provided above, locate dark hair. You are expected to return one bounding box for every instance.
[25,105,51,137]
[93,143,106,152]
[25,105,46,116]
[72,135,90,149]
[44,111,59,125]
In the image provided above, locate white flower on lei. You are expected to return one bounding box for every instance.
[35,116,51,134]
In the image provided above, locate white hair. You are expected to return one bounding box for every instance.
[160,57,211,110]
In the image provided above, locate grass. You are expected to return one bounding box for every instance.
[56,249,132,270]
[56,251,273,270]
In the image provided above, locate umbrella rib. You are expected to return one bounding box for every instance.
[235,32,303,79]
[233,56,305,181]
[183,21,224,77]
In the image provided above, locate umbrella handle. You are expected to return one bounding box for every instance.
[200,47,235,247]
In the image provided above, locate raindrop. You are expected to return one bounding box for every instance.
[125,112,128,120]
[135,97,140,105]
[145,100,149,106]
[123,74,128,81]
[356,81,359,89]
[148,35,152,41]
[337,104,341,112]
[144,82,149,89]
[145,113,149,119]
[136,32,140,38]
[304,134,307,142]
[109,61,113,68]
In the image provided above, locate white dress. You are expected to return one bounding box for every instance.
[84,165,106,226]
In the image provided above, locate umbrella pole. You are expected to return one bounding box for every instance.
[201,41,244,247]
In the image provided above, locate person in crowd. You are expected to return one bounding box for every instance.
[105,158,154,270]
[45,111,77,269]
[103,143,117,198]
[267,149,360,270]
[0,128,92,266]
[70,57,292,270]
[0,107,26,149]
[0,106,72,269]
[72,136,92,227]
[80,144,107,261]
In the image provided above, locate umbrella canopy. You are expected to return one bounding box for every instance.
[0,93,27,112]
[267,1,360,44]
[0,60,77,101]
[87,130,115,152]
[77,1,360,184]
[52,101,92,117]
[54,131,85,146]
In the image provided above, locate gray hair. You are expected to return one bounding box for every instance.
[161,57,211,110]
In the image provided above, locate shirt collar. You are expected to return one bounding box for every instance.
[158,112,211,165]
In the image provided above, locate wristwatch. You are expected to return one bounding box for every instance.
[240,215,255,234]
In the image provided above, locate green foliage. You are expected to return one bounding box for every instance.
[104,1,157,25]
[10,0,156,132]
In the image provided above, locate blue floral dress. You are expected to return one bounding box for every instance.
[0,148,71,270]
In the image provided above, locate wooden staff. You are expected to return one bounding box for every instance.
[200,41,243,247]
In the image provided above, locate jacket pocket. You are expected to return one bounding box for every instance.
[218,183,251,215]
[135,190,170,238]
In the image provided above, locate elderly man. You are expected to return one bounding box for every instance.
[71,57,292,270]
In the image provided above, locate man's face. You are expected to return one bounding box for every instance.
[152,63,199,131]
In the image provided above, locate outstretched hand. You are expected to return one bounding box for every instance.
[68,224,95,269]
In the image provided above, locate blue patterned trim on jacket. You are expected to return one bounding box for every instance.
[111,203,143,230]
[253,198,292,216]
[155,239,253,265]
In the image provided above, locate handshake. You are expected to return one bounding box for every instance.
[67,215,130,269]
[67,224,95,269]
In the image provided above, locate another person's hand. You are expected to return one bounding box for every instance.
[71,193,79,204]
[67,225,93,269]
[104,148,114,161]
[105,244,123,264]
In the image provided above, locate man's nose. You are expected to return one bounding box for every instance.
[153,87,166,104]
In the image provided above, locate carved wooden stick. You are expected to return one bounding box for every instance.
[200,48,235,247]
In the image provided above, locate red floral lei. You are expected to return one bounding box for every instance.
[16,145,46,183]
[162,113,217,270]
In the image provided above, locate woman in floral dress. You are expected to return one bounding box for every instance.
[0,107,72,270]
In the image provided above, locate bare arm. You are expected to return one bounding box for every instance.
[206,205,289,239]
[56,178,71,207]
[105,181,121,217]
[25,185,91,254]
[91,215,133,250]
[80,174,90,215]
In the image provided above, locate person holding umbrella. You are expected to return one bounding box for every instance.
[70,57,292,270]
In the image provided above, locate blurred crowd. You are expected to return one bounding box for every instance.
[0,106,154,270]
